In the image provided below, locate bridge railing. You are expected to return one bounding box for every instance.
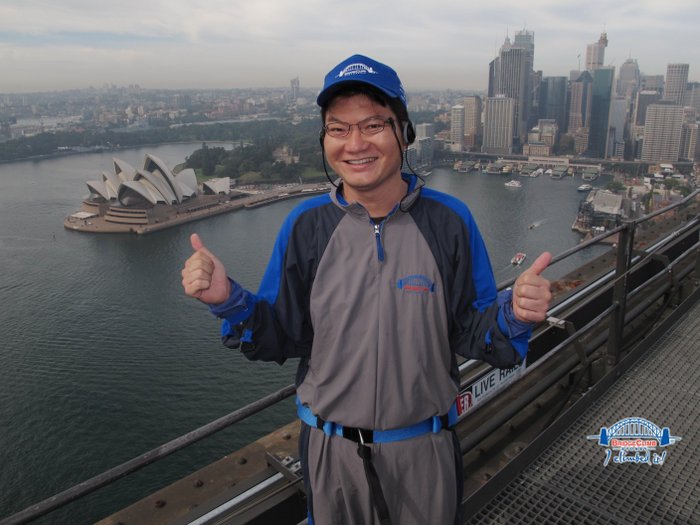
[2,188,699,525]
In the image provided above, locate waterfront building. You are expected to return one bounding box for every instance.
[87,155,198,207]
[585,32,608,71]
[641,101,684,163]
[463,95,483,151]
[450,104,466,151]
[488,36,529,147]
[568,71,593,132]
[663,63,690,106]
[482,95,515,155]
[587,67,615,158]
[539,76,567,134]
[522,142,551,156]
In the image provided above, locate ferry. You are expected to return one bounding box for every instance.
[510,252,527,265]
[504,179,522,188]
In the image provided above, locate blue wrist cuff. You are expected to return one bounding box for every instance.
[208,278,249,319]
[497,288,533,339]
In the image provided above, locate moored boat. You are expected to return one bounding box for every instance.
[510,252,527,265]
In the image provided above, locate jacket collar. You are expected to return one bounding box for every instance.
[329,172,423,217]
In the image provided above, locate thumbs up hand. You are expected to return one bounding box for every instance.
[181,233,231,304]
[512,252,553,323]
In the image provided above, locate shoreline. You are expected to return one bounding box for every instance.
[63,183,331,235]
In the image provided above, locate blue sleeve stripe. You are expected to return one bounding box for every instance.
[256,194,331,305]
[420,188,497,311]
[497,306,530,359]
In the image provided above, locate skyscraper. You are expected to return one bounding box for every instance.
[482,95,515,154]
[463,95,483,150]
[641,101,684,163]
[514,29,535,129]
[663,63,690,105]
[616,58,640,99]
[634,90,662,127]
[488,37,528,147]
[585,32,608,71]
[539,76,567,134]
[450,105,465,151]
[607,97,627,159]
[290,77,300,102]
[568,71,594,132]
[587,67,615,158]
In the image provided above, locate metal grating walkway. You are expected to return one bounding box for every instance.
[467,301,700,524]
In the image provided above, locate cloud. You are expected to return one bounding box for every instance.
[0,0,697,92]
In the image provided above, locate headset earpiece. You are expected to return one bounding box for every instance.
[403,120,416,145]
[319,129,325,147]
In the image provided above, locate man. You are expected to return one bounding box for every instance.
[182,54,552,525]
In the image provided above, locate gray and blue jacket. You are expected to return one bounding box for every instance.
[211,173,531,432]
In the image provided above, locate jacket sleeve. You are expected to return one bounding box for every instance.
[216,198,329,364]
[417,190,531,368]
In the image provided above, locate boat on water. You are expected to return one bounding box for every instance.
[504,179,522,188]
[577,184,593,192]
[511,252,527,265]
[530,168,543,178]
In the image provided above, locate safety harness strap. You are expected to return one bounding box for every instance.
[357,441,393,525]
[296,397,458,525]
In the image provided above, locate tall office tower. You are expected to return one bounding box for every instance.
[634,90,662,127]
[585,32,608,71]
[450,105,465,151]
[463,95,483,150]
[587,67,615,158]
[616,58,640,99]
[290,77,300,102]
[607,97,627,159]
[680,123,698,161]
[488,37,528,147]
[539,77,567,134]
[663,63,689,105]
[686,82,700,112]
[568,71,594,132]
[415,123,435,139]
[514,29,536,129]
[482,95,515,154]
[641,101,684,163]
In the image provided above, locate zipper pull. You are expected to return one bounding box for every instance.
[374,223,385,262]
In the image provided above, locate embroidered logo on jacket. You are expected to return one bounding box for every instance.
[397,274,436,294]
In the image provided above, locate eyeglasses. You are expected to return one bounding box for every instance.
[323,116,394,138]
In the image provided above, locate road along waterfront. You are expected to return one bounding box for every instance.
[0,144,607,523]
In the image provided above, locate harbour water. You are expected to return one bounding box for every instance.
[0,144,607,523]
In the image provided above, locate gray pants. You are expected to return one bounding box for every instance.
[300,423,463,525]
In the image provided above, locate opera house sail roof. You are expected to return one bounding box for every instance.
[87,154,198,208]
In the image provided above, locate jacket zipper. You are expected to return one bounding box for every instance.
[373,222,385,262]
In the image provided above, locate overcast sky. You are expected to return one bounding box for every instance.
[0,0,697,94]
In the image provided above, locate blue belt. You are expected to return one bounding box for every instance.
[296,397,458,444]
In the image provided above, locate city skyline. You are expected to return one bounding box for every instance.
[1,0,698,94]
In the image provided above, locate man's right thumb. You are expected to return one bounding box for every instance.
[190,233,204,251]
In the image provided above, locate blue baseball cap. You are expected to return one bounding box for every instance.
[317,54,407,109]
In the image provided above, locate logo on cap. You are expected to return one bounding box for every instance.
[337,63,377,78]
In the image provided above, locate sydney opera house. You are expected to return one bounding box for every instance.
[65,153,234,233]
